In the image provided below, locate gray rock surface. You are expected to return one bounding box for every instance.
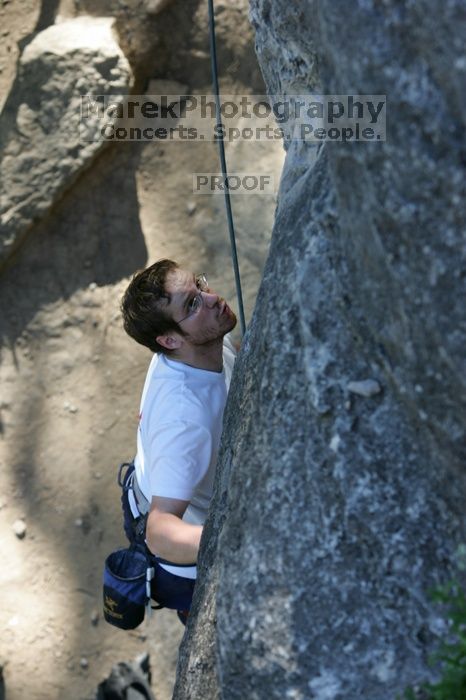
[174,1,466,698]
[0,16,133,266]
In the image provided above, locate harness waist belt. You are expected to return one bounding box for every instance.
[131,471,150,516]
[130,467,198,579]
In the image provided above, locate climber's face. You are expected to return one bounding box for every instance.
[157,267,237,351]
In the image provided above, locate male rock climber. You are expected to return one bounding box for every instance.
[120,258,237,623]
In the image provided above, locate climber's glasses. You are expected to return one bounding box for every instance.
[176,274,209,324]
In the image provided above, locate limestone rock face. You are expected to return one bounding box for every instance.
[0,17,133,266]
[175,1,466,699]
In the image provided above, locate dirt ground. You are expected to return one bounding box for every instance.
[0,3,284,697]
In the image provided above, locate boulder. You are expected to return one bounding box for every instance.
[174,1,466,699]
[0,16,133,266]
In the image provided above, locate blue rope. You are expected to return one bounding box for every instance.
[207,0,246,337]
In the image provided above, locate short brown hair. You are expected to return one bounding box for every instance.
[121,259,186,354]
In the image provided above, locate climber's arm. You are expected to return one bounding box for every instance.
[146,496,202,564]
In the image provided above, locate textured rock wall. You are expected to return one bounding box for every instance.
[175,1,466,699]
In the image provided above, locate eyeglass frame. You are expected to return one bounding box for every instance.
[176,273,209,324]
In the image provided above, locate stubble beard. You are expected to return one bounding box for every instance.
[184,311,237,348]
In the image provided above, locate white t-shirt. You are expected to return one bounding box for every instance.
[133,335,236,576]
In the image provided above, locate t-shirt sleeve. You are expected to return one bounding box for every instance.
[147,420,213,501]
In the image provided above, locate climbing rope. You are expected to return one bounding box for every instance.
[207,0,246,337]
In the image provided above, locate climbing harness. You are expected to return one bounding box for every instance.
[102,463,160,630]
[207,0,246,337]
[102,462,195,630]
